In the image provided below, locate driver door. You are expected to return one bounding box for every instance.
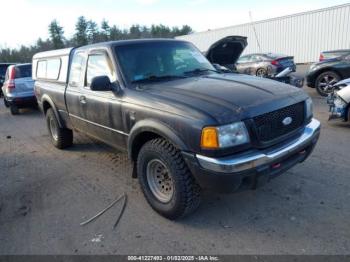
[80,50,126,149]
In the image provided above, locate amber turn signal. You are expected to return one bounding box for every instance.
[201,127,219,149]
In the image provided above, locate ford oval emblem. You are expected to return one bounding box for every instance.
[282,117,293,126]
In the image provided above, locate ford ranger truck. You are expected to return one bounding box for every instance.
[32,38,320,219]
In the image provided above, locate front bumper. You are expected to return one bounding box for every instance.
[183,118,321,193]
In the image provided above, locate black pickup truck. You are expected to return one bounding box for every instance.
[33,38,320,219]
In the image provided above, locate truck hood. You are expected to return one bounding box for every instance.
[205,36,247,66]
[143,73,308,124]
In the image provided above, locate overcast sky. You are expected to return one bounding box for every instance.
[0,0,349,48]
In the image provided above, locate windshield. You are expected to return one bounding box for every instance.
[114,41,216,84]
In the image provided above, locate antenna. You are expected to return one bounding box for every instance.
[249,11,262,52]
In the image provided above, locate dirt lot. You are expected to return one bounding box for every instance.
[0,72,350,255]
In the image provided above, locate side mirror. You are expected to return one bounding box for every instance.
[90,76,112,91]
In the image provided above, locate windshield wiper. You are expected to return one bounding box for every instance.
[183,68,219,76]
[131,75,187,83]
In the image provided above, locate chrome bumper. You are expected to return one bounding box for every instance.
[196,118,321,173]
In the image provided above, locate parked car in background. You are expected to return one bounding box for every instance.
[2,63,36,115]
[306,50,350,96]
[205,36,302,87]
[33,39,320,219]
[0,63,15,97]
[319,49,350,62]
[235,53,296,77]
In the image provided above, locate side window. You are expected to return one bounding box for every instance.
[237,55,250,63]
[86,53,113,87]
[37,60,47,78]
[254,55,263,62]
[69,52,85,87]
[36,59,61,80]
[250,55,260,62]
[47,59,61,80]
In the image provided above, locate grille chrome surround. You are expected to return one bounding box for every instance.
[253,102,305,143]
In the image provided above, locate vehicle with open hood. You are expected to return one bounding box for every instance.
[204,36,302,87]
[33,38,320,219]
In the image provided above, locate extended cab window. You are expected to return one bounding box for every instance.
[69,52,85,87]
[86,53,113,87]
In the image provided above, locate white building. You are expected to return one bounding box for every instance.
[176,4,350,63]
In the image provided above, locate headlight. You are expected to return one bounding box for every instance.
[305,98,313,120]
[201,122,250,149]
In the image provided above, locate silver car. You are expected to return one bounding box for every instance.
[236,53,296,77]
[2,63,36,115]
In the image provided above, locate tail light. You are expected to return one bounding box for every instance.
[7,66,16,92]
[319,54,324,61]
[271,60,279,66]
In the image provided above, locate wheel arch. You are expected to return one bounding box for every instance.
[41,95,64,128]
[128,119,188,162]
[314,68,343,84]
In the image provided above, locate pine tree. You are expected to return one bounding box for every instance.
[74,16,88,46]
[101,19,111,41]
[48,20,65,49]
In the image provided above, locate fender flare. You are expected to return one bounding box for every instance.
[41,94,64,128]
[127,119,188,160]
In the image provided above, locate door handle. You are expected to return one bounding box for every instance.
[79,95,87,104]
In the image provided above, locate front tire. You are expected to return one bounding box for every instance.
[46,108,73,149]
[315,71,340,96]
[137,138,201,219]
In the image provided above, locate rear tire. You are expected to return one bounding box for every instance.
[10,105,19,115]
[315,71,340,97]
[137,138,201,219]
[256,68,267,77]
[46,108,73,149]
[3,98,9,108]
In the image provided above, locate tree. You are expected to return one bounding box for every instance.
[0,19,194,62]
[74,16,88,46]
[101,19,111,41]
[48,20,65,49]
[179,25,193,35]
[129,24,142,39]
[87,20,99,44]
[36,38,52,51]
[110,25,123,40]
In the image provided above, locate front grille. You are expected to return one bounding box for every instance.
[253,102,305,143]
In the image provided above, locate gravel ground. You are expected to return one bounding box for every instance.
[0,72,349,255]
